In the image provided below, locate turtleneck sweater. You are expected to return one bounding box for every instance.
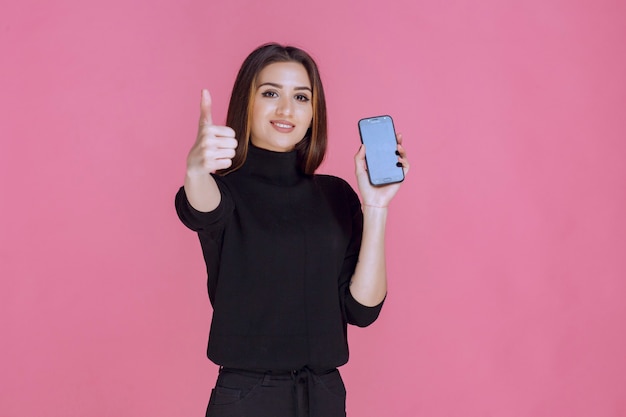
[175,145,383,371]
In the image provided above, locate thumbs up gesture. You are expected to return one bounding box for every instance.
[187,89,238,176]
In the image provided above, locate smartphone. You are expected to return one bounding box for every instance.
[358,115,404,186]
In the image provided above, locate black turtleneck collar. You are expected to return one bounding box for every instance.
[237,144,304,186]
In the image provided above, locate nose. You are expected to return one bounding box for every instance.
[276,96,292,116]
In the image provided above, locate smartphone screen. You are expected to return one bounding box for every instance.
[358,115,404,186]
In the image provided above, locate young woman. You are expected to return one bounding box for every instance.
[175,43,409,417]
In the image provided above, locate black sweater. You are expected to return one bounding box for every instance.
[175,145,383,371]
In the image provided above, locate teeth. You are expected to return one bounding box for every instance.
[274,122,292,129]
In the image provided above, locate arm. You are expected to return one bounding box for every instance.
[349,133,410,307]
[184,89,238,212]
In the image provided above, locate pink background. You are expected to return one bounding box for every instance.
[2,0,626,416]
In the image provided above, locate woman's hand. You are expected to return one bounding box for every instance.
[184,89,238,212]
[186,89,238,177]
[354,133,409,208]
[349,133,409,306]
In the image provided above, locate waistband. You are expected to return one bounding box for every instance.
[219,366,337,379]
[219,366,339,417]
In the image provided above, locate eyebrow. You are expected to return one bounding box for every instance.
[258,82,312,92]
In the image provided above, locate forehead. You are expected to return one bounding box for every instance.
[257,62,311,87]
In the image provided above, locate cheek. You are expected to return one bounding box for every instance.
[251,106,266,128]
[300,106,313,125]
[298,110,312,130]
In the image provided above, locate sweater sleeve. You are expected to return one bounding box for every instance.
[345,290,385,328]
[338,178,385,327]
[174,175,234,232]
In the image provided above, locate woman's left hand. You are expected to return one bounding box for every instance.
[355,132,409,208]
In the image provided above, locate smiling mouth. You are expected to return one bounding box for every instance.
[271,121,294,129]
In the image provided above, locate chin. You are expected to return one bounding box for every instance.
[252,134,304,152]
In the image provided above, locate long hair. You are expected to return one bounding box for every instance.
[218,43,328,175]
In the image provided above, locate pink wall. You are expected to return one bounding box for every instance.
[2,0,625,416]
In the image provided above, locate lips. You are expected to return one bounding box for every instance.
[270,120,295,132]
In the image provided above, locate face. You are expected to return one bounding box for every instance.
[249,62,313,152]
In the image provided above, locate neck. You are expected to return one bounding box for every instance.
[238,144,303,185]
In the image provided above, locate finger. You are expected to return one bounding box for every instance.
[397,155,410,174]
[354,144,368,173]
[201,124,237,139]
[199,89,213,127]
[208,158,233,172]
[216,137,238,150]
[396,143,407,158]
[396,132,403,145]
[395,142,409,174]
[199,137,238,158]
[211,148,237,160]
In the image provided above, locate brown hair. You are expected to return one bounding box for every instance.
[218,43,328,175]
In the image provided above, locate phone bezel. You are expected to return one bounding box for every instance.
[358,115,405,186]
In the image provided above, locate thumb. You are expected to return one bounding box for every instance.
[355,143,366,160]
[199,89,213,126]
[354,144,367,172]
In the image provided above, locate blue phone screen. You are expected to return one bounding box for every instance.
[359,116,404,185]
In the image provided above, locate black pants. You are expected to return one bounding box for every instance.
[206,367,347,417]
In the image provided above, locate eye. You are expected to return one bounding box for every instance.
[261,90,278,98]
[295,94,310,102]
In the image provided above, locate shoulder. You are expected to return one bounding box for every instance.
[313,174,360,204]
[313,174,354,191]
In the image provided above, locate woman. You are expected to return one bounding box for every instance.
[175,43,408,417]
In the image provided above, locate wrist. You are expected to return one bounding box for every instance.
[186,165,211,178]
[361,202,388,209]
